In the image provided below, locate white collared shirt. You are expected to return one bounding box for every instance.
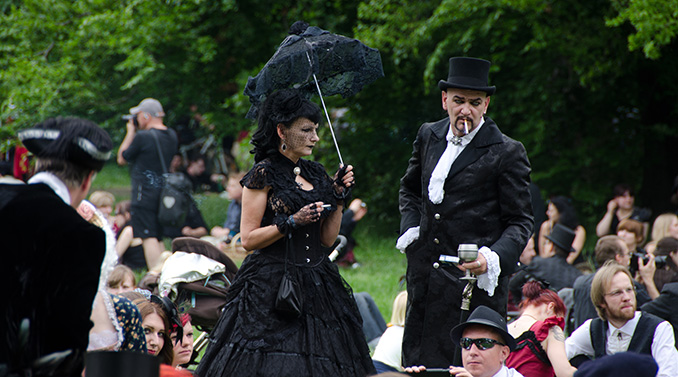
[493,365,524,377]
[565,312,678,377]
[427,118,485,205]
[27,171,71,205]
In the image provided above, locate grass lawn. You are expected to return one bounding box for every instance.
[92,163,406,322]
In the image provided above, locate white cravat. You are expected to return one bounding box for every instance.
[428,119,484,204]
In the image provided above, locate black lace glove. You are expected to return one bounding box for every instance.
[275,202,324,234]
[333,164,354,205]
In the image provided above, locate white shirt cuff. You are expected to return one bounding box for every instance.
[477,246,500,297]
[396,226,420,253]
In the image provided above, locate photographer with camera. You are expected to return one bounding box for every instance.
[641,238,678,350]
[648,237,678,292]
[616,218,660,300]
[117,98,178,270]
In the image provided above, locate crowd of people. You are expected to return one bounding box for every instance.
[3,55,678,377]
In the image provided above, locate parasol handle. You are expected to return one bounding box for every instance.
[305,50,344,166]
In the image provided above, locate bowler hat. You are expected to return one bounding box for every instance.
[18,116,113,171]
[450,305,516,350]
[545,223,576,253]
[573,352,657,377]
[438,57,496,95]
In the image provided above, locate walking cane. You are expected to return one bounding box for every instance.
[453,277,477,366]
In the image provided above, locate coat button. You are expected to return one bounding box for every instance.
[306,233,309,238]
[305,246,310,251]
[434,238,440,244]
[306,258,310,263]
[434,213,441,220]
[433,262,440,269]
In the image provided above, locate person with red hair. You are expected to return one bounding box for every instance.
[506,281,576,377]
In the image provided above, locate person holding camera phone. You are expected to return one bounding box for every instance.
[596,183,651,238]
[117,98,178,270]
[405,306,523,377]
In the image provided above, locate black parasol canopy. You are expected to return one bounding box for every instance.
[244,21,384,164]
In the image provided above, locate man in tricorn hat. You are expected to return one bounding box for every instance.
[0,117,113,376]
[398,57,533,367]
[406,305,523,377]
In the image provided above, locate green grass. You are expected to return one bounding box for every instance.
[93,163,405,322]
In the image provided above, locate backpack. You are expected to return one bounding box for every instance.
[150,130,192,228]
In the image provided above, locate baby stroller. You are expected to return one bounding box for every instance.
[158,237,239,356]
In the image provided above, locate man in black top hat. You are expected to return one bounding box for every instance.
[0,117,112,376]
[406,305,523,377]
[117,98,178,270]
[398,57,533,367]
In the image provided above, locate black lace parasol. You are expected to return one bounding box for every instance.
[244,21,384,164]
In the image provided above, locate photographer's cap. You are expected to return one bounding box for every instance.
[129,98,165,118]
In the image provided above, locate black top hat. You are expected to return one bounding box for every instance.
[450,305,516,350]
[546,223,576,254]
[438,57,496,95]
[18,116,113,171]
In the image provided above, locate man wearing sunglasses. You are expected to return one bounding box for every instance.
[407,306,523,377]
[566,261,678,377]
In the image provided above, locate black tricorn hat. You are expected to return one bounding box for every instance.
[450,305,516,350]
[18,116,113,171]
[438,57,496,95]
[546,223,576,254]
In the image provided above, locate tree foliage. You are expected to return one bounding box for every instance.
[2,0,678,238]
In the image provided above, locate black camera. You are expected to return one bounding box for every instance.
[122,114,139,129]
[630,252,667,275]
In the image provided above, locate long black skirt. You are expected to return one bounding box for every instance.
[194,251,376,377]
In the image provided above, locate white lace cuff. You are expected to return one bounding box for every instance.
[477,246,501,297]
[396,226,420,253]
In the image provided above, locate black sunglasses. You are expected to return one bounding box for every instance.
[459,337,505,350]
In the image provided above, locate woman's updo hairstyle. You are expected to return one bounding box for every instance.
[250,88,321,162]
[519,280,566,317]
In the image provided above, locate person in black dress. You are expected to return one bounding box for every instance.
[195,89,375,377]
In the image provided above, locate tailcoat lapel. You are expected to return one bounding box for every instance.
[448,117,503,179]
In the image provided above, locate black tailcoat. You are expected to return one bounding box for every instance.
[399,116,533,367]
[0,183,105,375]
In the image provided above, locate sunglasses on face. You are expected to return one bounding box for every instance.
[459,337,505,350]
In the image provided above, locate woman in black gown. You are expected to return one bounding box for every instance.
[195,89,375,377]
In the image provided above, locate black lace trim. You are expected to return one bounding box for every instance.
[241,153,337,224]
[513,330,551,366]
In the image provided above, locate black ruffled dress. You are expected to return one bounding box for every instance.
[195,153,375,377]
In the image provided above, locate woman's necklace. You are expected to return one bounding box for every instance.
[294,166,303,188]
